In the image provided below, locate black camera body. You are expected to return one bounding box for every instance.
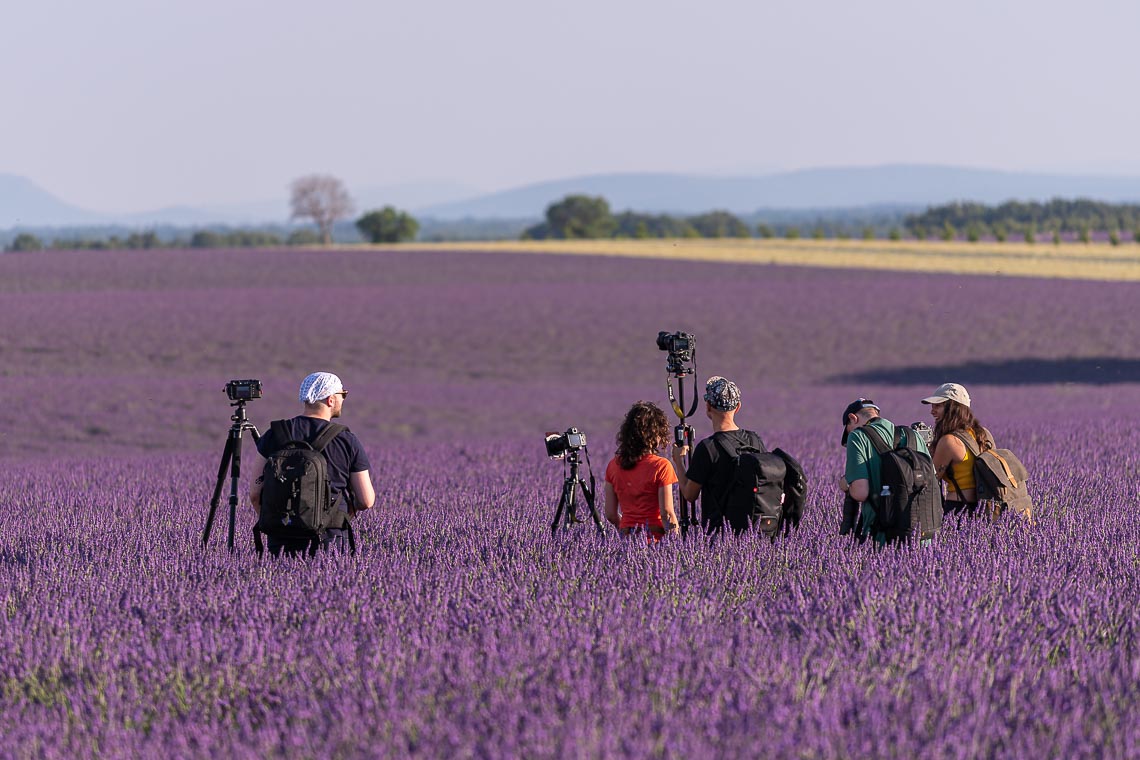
[910,421,934,447]
[545,427,587,459]
[657,331,696,376]
[225,379,263,402]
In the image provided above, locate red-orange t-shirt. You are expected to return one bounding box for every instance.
[605,454,678,530]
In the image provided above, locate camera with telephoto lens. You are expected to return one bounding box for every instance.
[656,330,696,376]
[545,428,587,460]
[225,379,263,402]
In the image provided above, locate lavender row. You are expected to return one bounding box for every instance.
[2,427,1138,757]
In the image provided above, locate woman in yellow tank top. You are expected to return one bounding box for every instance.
[921,383,993,518]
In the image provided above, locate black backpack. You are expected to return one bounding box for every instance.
[713,437,806,538]
[772,448,807,536]
[255,420,353,553]
[861,424,943,540]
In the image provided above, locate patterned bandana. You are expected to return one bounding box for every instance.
[299,372,344,404]
[704,376,741,412]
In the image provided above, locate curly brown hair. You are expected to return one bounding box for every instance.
[615,401,670,470]
[933,399,990,451]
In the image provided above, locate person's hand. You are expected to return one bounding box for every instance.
[664,520,680,536]
[838,475,849,493]
[671,444,689,464]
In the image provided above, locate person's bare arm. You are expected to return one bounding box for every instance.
[932,436,966,479]
[671,445,702,503]
[603,482,621,527]
[658,485,679,534]
[675,475,701,503]
[350,470,376,511]
[848,478,870,503]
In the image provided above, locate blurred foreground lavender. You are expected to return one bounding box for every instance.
[2,248,1140,757]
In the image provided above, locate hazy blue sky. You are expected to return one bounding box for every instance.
[3,0,1139,211]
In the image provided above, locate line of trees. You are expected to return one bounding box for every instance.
[4,228,323,252]
[517,194,1140,244]
[905,199,1140,243]
[5,175,422,252]
[523,196,755,240]
[523,195,912,241]
[12,186,1140,252]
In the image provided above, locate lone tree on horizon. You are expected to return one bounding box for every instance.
[289,174,354,245]
[356,206,420,243]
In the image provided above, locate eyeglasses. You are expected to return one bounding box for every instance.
[336,390,349,399]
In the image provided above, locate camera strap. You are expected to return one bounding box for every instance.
[667,374,701,420]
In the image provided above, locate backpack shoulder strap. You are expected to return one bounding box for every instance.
[709,434,743,508]
[944,464,968,503]
[311,422,348,453]
[266,420,291,454]
[952,430,982,457]
[710,434,732,460]
[861,424,891,455]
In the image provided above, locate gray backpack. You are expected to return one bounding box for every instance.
[948,430,1034,521]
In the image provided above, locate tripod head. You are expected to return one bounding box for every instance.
[229,399,251,425]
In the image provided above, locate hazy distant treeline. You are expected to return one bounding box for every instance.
[905,199,1140,242]
[1,226,327,252]
[521,195,918,241]
[9,197,1140,252]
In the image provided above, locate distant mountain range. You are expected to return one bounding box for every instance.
[417,165,1140,219]
[6,165,1140,229]
[0,175,481,228]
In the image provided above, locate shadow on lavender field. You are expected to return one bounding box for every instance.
[837,356,1140,385]
[3,247,1140,757]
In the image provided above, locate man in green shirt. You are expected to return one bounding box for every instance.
[838,398,937,544]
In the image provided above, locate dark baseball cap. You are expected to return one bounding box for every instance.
[704,376,741,412]
[840,398,880,446]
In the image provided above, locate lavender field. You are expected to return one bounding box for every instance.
[3,247,1140,757]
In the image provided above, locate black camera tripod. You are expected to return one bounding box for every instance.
[667,362,701,535]
[550,449,604,535]
[202,399,261,551]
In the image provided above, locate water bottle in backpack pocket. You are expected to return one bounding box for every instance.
[861,425,943,539]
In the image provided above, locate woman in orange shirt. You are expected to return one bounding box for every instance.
[603,401,680,540]
[922,382,993,518]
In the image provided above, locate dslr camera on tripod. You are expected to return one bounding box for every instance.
[544,427,602,534]
[545,428,587,460]
[657,331,696,377]
[225,379,263,402]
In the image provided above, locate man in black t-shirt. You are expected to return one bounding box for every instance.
[249,371,376,555]
[670,376,766,533]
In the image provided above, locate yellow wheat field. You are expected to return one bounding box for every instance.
[374,238,1140,282]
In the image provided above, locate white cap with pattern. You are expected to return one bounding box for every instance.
[299,372,344,404]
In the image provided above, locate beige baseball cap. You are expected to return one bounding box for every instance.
[921,382,971,407]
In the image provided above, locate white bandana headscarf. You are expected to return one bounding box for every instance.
[299,372,344,404]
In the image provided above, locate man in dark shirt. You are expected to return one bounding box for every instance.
[249,371,376,555]
[670,376,766,533]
